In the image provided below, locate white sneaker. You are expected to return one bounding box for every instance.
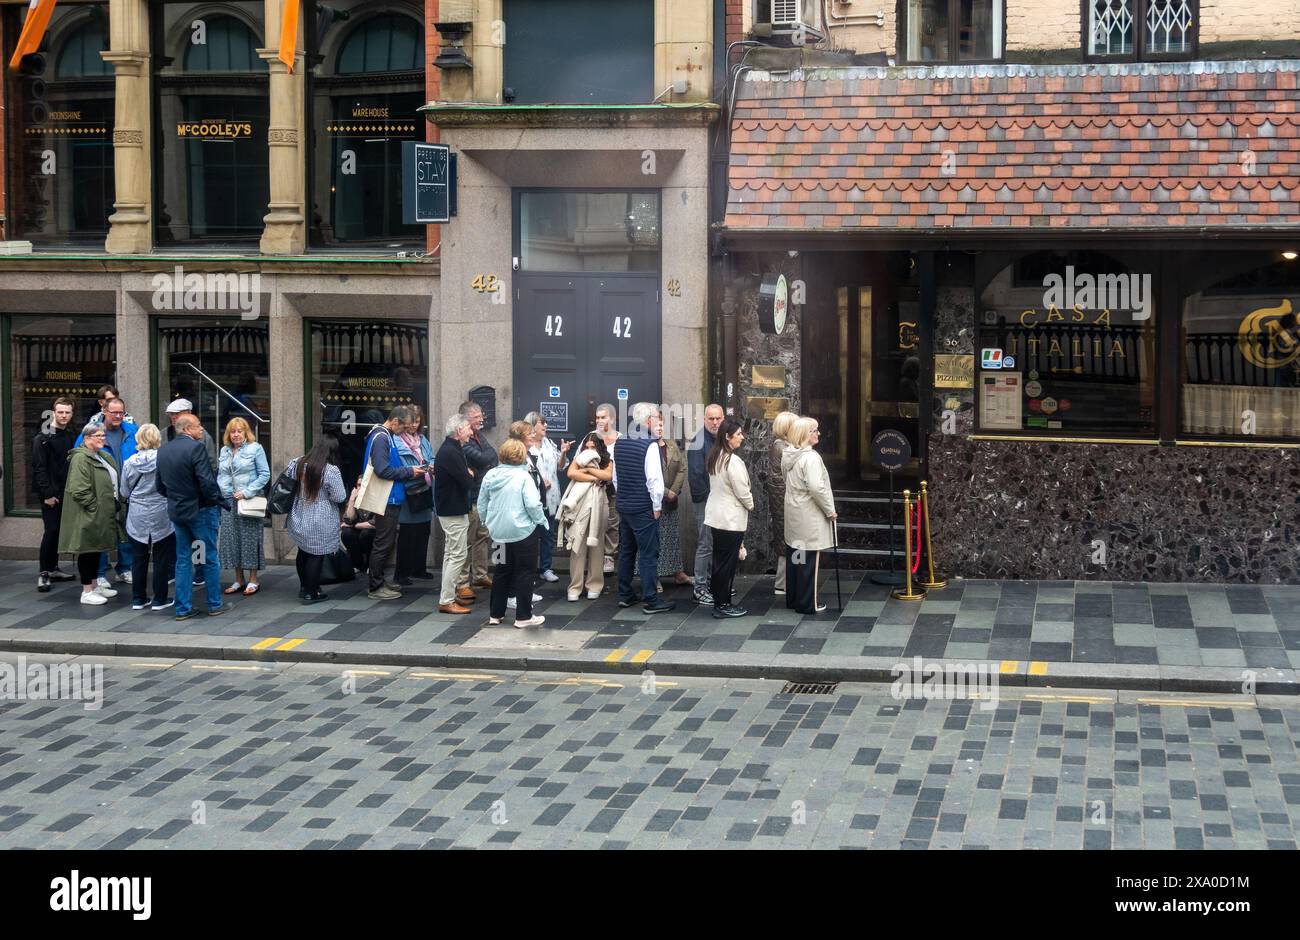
[514,616,545,629]
[80,591,107,606]
[120,571,133,584]
[541,569,559,582]
[603,557,615,573]
[587,590,601,600]
[567,591,581,602]
[94,583,118,598]
[96,576,113,590]
[506,594,544,609]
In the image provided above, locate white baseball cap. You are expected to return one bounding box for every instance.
[165,399,193,414]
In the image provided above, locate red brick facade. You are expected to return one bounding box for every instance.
[726,0,743,46]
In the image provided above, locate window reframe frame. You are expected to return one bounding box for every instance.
[895,0,1008,67]
[1080,0,1200,65]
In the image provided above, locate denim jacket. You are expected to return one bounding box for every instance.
[217,442,270,499]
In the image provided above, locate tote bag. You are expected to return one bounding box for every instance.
[356,430,394,514]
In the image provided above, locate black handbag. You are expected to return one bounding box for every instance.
[404,474,433,514]
[319,547,356,585]
[268,464,300,515]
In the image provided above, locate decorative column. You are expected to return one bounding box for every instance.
[258,0,306,255]
[103,0,152,254]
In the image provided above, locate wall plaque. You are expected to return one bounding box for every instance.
[751,365,786,389]
[934,354,974,389]
[745,396,789,421]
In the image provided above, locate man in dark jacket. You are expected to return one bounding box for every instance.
[32,396,78,591]
[156,414,229,620]
[687,403,724,604]
[458,400,498,591]
[365,406,422,600]
[434,413,476,614]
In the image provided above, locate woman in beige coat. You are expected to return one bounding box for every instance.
[703,417,753,618]
[783,416,837,614]
[767,411,797,596]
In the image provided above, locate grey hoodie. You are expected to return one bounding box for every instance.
[121,449,175,544]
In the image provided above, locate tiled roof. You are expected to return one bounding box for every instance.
[725,61,1300,233]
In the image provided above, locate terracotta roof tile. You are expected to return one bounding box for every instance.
[725,62,1300,232]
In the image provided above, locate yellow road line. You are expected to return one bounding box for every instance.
[274,638,306,652]
[999,660,1019,674]
[604,649,629,663]
[129,663,173,669]
[410,671,500,681]
[1137,698,1256,709]
[341,669,392,676]
[191,663,269,672]
[250,637,282,650]
[1024,693,1111,704]
[1028,661,1048,676]
[630,649,655,664]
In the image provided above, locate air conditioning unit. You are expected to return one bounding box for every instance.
[754,0,827,45]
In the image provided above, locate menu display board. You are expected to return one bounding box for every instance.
[980,372,1023,430]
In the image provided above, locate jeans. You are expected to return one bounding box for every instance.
[616,508,661,603]
[173,507,221,616]
[130,534,175,606]
[490,531,539,620]
[537,514,555,572]
[97,540,133,579]
[438,514,469,605]
[692,504,713,591]
[39,501,62,573]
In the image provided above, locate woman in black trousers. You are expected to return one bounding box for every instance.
[703,418,753,618]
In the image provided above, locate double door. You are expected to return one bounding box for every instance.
[513,273,661,439]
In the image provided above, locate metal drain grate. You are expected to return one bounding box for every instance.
[781,681,839,695]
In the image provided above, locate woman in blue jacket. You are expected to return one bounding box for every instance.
[394,406,436,585]
[477,438,548,629]
[216,417,270,596]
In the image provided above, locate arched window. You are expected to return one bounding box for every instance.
[55,19,111,78]
[183,15,264,72]
[336,13,422,74]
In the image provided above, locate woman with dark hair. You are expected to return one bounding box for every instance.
[286,436,347,604]
[703,417,753,618]
[558,431,613,600]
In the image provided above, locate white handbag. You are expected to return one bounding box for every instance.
[237,496,267,518]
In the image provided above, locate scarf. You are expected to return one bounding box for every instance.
[400,431,430,486]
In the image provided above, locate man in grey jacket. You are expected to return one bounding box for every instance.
[687,403,724,604]
[458,400,498,590]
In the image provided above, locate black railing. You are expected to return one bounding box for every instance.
[988,324,1146,383]
[1185,332,1299,388]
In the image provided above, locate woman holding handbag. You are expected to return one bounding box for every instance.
[394,406,436,585]
[120,424,175,611]
[216,417,270,597]
[704,417,754,618]
[654,409,690,593]
[286,436,347,603]
[59,422,127,607]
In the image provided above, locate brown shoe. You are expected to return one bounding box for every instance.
[438,602,471,615]
[456,585,476,603]
[473,577,493,589]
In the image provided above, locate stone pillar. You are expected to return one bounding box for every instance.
[258,0,306,255]
[103,0,152,254]
[472,0,503,103]
[657,0,713,101]
[267,278,302,560]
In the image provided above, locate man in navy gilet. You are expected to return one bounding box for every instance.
[612,401,676,614]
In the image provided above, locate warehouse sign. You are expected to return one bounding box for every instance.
[402,142,457,225]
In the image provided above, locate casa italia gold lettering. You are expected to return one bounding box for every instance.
[1020,305,1112,328]
[176,120,253,139]
[1238,299,1299,370]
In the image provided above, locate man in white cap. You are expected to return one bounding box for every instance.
[164,399,218,469]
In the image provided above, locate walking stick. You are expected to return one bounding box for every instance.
[833,518,842,611]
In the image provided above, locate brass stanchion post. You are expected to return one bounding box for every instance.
[891,490,927,602]
[918,481,947,590]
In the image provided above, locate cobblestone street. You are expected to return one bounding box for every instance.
[2,655,1297,850]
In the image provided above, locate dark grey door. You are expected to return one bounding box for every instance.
[514,273,661,437]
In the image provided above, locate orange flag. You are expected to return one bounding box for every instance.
[8,0,59,73]
[278,0,301,72]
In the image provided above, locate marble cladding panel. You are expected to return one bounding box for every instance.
[927,435,1300,584]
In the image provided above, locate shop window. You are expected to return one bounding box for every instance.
[156,318,271,459]
[5,316,117,513]
[502,0,653,104]
[307,3,424,249]
[4,3,115,245]
[153,2,269,246]
[977,251,1156,436]
[307,321,429,490]
[1086,0,1197,61]
[1181,254,1300,442]
[900,0,1004,64]
[518,192,659,273]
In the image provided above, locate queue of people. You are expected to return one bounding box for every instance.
[34,392,841,627]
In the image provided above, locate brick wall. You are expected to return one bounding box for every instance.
[1006,0,1079,51]
[727,0,743,45]
[1201,0,1300,43]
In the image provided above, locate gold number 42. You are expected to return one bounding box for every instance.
[471,274,500,293]
[666,278,681,297]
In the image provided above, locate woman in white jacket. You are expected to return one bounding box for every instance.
[782,416,838,614]
[559,432,612,600]
[703,417,753,619]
